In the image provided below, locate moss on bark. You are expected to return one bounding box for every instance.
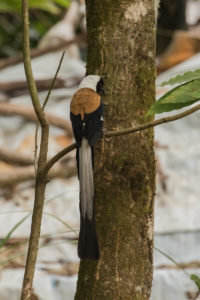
[75,1,156,299]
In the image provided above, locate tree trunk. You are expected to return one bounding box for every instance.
[75,1,156,299]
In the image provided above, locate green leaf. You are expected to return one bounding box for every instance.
[161,69,200,86]
[146,101,197,116]
[147,79,200,116]
[0,0,20,12]
[0,214,30,249]
[190,274,200,290]
[43,212,77,234]
[158,79,200,104]
[0,0,61,13]
[155,247,200,291]
[154,246,190,279]
[53,0,70,8]
[29,0,60,14]
[189,89,200,99]
[0,241,68,267]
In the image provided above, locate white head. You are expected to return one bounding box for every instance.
[78,75,101,92]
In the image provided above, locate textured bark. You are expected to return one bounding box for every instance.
[75,1,156,299]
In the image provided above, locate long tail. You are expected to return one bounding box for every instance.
[78,138,99,260]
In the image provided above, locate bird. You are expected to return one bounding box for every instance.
[70,75,104,260]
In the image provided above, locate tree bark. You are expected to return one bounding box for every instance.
[75,0,156,299]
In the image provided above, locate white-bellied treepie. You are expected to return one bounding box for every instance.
[70,75,104,260]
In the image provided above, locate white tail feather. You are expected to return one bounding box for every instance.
[79,138,94,220]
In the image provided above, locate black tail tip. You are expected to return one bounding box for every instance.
[78,247,99,260]
[78,216,99,260]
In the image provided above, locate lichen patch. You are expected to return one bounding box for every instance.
[154,0,160,19]
[124,2,147,23]
[135,285,142,293]
[147,218,153,241]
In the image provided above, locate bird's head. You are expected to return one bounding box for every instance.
[79,75,105,96]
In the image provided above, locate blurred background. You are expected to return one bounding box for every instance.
[0,0,200,299]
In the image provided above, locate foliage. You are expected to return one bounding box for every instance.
[155,247,200,293]
[0,192,76,252]
[0,0,70,14]
[0,215,30,249]
[0,0,70,58]
[161,69,200,86]
[147,69,200,116]
[190,274,200,290]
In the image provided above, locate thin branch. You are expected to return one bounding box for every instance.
[43,51,65,109]
[0,147,34,166]
[0,146,73,168]
[21,0,50,298]
[0,165,76,188]
[34,123,39,174]
[0,77,78,94]
[34,51,66,173]
[44,102,200,174]
[44,143,77,175]
[22,0,48,127]
[105,103,200,137]
[0,36,85,71]
[0,103,73,136]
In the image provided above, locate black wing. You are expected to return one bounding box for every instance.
[70,101,104,147]
[70,112,84,147]
[85,101,104,146]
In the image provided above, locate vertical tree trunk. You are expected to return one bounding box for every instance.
[75,1,156,299]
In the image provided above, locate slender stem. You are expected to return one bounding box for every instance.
[34,123,39,173]
[34,51,65,173]
[43,51,65,109]
[44,102,200,174]
[22,0,47,127]
[0,36,84,71]
[106,103,200,137]
[21,1,49,299]
[44,143,77,175]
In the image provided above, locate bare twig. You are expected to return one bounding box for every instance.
[0,148,34,166]
[45,143,77,175]
[0,165,76,188]
[22,4,48,127]
[0,36,85,71]
[0,103,73,136]
[21,0,50,298]
[0,77,79,94]
[34,51,66,173]
[43,51,65,109]
[0,147,73,168]
[34,124,39,174]
[105,103,200,137]
[44,102,200,174]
